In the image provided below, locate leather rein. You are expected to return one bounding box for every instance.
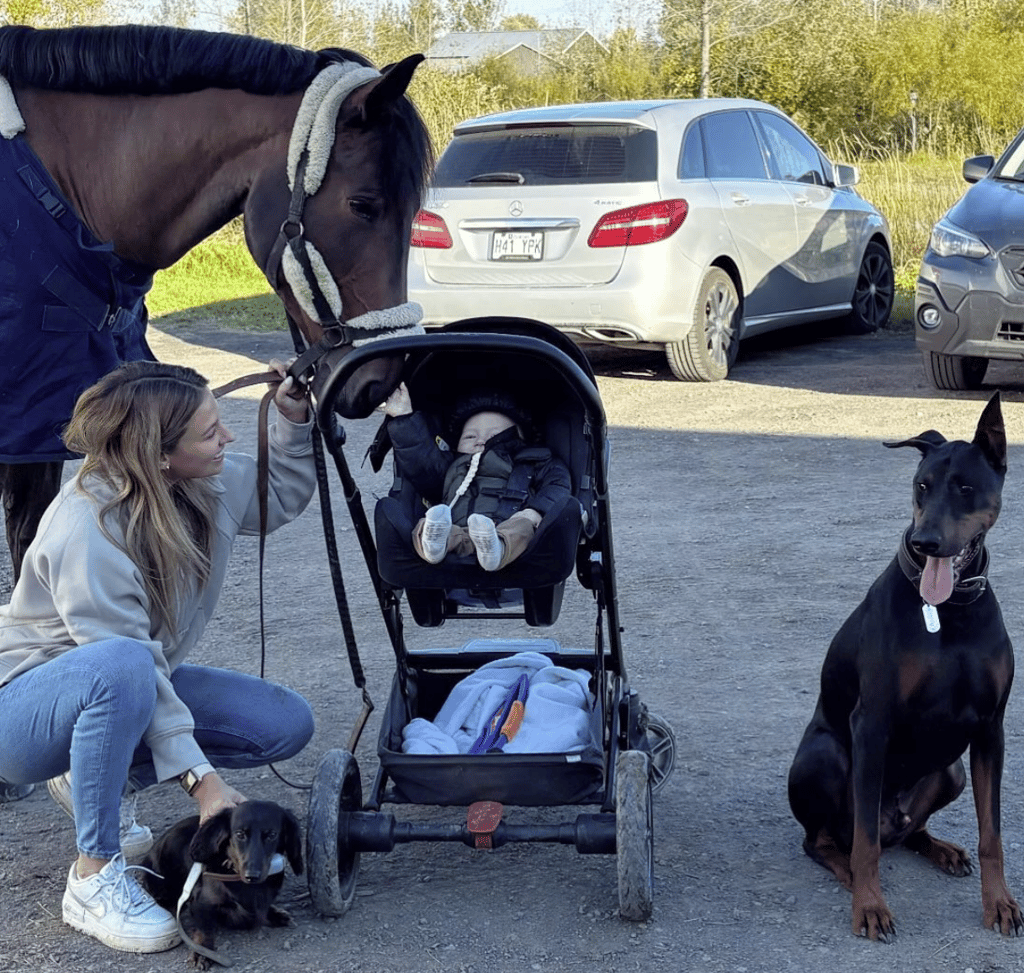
[209,361,372,775]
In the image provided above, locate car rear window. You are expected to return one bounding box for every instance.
[433,124,657,187]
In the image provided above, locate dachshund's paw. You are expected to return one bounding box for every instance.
[267,905,293,927]
[187,951,213,971]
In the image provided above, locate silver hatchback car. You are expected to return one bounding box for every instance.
[408,99,894,380]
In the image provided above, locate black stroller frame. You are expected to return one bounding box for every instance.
[303,318,675,921]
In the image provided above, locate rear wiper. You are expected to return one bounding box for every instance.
[467,172,526,184]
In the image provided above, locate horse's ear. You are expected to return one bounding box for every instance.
[362,53,424,118]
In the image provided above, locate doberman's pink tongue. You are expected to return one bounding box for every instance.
[920,556,954,606]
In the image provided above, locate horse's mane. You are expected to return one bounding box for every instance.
[0,23,434,205]
[0,24,367,95]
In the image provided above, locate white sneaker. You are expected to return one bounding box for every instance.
[421,504,452,564]
[47,772,154,859]
[468,513,503,571]
[62,854,180,953]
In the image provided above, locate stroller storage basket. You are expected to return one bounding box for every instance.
[377,642,606,807]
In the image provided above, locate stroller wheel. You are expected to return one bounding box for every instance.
[307,749,362,917]
[615,749,653,921]
[643,711,677,795]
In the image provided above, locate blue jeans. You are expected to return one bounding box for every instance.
[0,638,314,859]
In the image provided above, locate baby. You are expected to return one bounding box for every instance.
[383,383,571,571]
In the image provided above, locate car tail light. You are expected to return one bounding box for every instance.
[410,210,453,249]
[587,199,689,248]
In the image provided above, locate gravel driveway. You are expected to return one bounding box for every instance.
[3,318,1024,973]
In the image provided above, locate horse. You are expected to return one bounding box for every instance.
[0,24,434,578]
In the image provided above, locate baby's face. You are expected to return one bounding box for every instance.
[457,411,515,453]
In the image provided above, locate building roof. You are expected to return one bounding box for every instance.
[425,29,605,63]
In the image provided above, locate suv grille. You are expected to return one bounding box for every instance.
[999,247,1024,289]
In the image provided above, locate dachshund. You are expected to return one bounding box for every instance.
[141,800,303,969]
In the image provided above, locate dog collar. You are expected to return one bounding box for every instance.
[200,853,287,884]
[896,526,989,605]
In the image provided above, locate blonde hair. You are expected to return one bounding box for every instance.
[63,361,217,635]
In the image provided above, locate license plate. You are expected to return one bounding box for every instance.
[490,230,543,261]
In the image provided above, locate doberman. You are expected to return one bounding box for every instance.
[787,392,1023,941]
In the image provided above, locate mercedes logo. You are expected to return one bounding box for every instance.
[509,200,523,217]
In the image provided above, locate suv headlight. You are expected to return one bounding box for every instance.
[928,219,991,259]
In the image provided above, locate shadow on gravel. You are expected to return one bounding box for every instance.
[152,301,1024,402]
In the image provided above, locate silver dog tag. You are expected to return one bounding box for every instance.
[922,603,940,633]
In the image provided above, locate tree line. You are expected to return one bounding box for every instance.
[3,0,1021,158]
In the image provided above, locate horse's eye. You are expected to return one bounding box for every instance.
[350,197,380,222]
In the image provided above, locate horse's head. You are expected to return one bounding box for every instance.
[245,53,433,419]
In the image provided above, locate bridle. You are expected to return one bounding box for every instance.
[210,64,427,782]
[260,60,424,397]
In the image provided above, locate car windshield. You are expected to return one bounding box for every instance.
[432,123,658,187]
[995,132,1024,181]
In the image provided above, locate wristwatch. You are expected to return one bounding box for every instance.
[179,763,214,796]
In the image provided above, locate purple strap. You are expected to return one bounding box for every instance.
[469,674,530,754]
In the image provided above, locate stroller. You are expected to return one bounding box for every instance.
[304,318,675,921]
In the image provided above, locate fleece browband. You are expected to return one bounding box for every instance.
[282,61,424,343]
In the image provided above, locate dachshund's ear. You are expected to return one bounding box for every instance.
[189,809,232,864]
[279,808,304,876]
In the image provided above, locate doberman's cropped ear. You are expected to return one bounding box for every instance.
[279,808,304,876]
[883,430,947,454]
[973,391,1007,475]
[189,809,233,864]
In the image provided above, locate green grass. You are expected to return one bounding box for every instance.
[151,152,969,333]
[148,239,275,326]
[856,152,966,274]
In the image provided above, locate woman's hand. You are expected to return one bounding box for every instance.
[268,358,309,424]
[193,772,246,822]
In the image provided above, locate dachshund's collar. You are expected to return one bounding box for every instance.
[896,526,989,605]
[201,853,287,883]
[175,855,287,967]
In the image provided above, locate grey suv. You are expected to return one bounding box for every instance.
[409,99,894,381]
[916,127,1024,389]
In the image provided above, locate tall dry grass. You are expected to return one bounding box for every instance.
[148,148,984,324]
[841,150,972,286]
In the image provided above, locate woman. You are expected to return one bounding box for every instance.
[0,359,316,954]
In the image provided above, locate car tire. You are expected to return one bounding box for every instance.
[667,267,740,381]
[924,351,989,390]
[845,240,894,334]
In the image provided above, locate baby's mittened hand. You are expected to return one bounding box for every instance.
[383,382,413,417]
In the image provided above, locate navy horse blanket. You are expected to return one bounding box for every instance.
[0,132,154,462]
